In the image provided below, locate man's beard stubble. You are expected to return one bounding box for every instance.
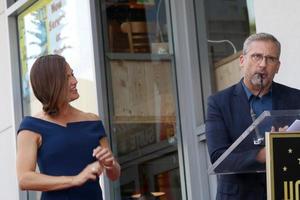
[251,73,264,88]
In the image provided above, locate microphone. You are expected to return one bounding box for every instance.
[257,73,264,96]
[252,74,264,145]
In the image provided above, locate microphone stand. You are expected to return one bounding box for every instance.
[251,75,265,145]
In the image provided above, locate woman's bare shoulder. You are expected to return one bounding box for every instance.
[85,112,100,121]
[18,130,42,147]
[76,110,100,121]
[70,107,100,121]
[32,111,45,119]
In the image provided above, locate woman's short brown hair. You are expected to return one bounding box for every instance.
[30,54,68,116]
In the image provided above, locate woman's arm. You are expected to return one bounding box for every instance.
[17,131,102,191]
[85,112,121,180]
[93,137,121,181]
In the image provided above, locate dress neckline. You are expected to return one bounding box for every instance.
[26,116,101,128]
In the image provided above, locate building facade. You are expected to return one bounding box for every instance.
[1,0,300,200]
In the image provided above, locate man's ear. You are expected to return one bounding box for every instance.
[239,54,245,69]
[275,61,281,73]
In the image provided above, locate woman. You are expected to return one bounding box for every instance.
[16,54,120,200]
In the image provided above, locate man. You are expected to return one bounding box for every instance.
[205,32,300,199]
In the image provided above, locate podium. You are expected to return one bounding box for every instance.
[208,109,300,175]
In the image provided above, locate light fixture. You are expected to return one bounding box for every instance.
[131,191,166,198]
[151,191,166,197]
[207,39,237,54]
[131,193,142,199]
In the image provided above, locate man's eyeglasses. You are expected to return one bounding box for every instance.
[249,53,279,65]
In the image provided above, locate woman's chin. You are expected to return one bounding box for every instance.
[69,94,80,102]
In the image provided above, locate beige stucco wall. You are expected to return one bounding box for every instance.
[254,0,300,89]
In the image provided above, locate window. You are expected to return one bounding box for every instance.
[100,0,183,199]
[18,0,97,116]
[204,0,256,91]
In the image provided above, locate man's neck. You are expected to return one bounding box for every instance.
[245,82,271,97]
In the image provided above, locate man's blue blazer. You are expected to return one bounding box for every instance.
[206,80,300,200]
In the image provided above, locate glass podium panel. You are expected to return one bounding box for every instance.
[208,110,300,175]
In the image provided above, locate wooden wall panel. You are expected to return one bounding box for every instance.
[214,51,242,91]
[110,60,176,123]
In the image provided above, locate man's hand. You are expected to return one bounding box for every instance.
[271,125,289,132]
[256,147,266,163]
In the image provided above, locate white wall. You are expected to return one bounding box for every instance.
[0,0,19,199]
[254,0,300,89]
[0,128,19,200]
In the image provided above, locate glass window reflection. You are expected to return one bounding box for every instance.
[102,0,183,199]
[18,0,97,116]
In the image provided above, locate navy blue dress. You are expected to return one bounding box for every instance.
[18,116,106,200]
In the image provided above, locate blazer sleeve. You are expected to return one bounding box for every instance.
[205,95,232,163]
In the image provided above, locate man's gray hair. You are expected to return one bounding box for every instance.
[243,32,281,57]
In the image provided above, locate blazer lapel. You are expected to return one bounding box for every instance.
[233,80,252,124]
[271,82,282,109]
